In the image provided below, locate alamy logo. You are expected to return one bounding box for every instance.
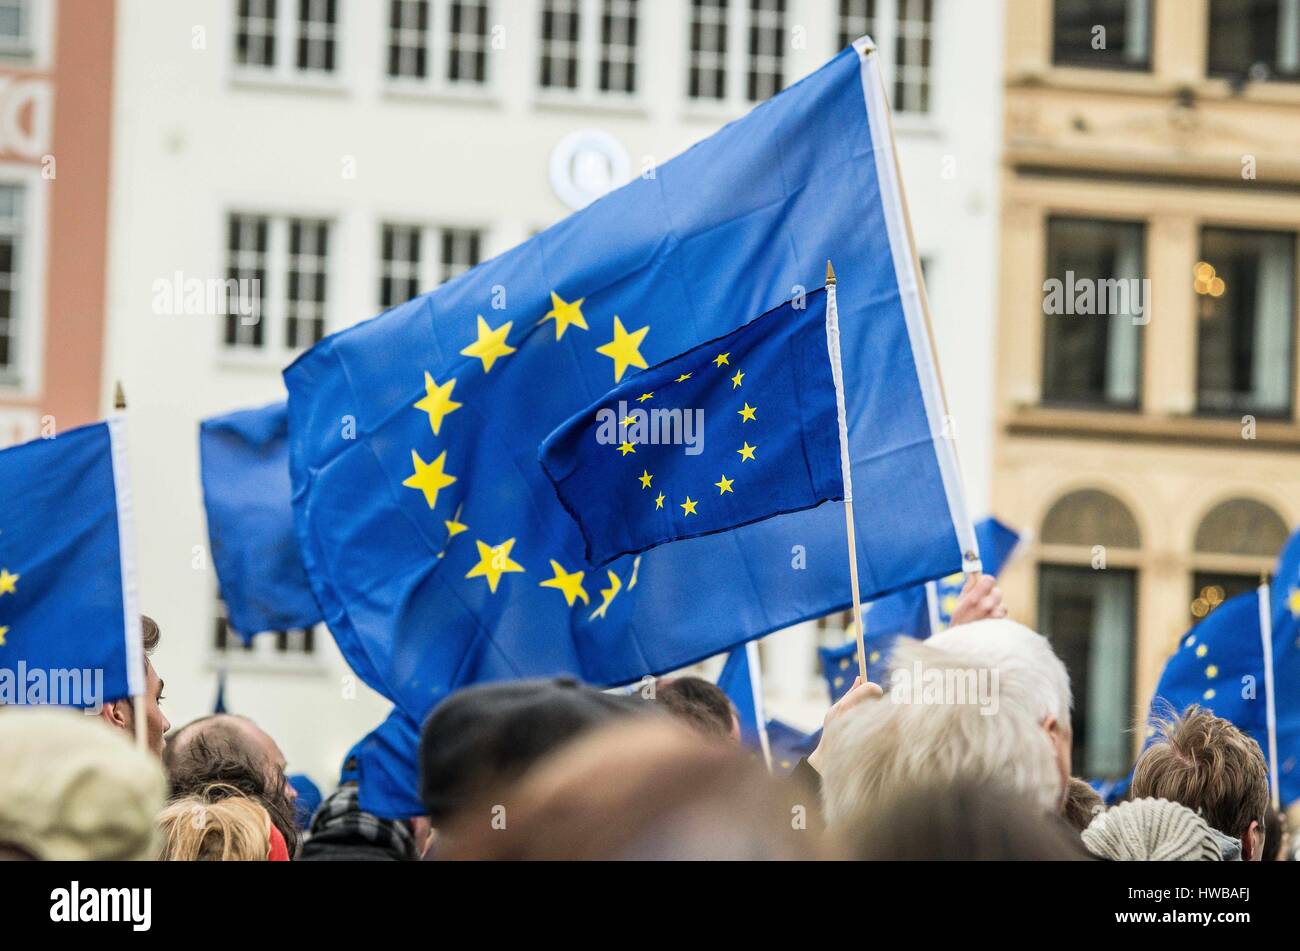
[152,270,261,324]
[50,882,151,932]
[1042,271,1150,325]
[595,400,705,456]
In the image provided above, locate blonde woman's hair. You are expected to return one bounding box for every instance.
[157,785,271,861]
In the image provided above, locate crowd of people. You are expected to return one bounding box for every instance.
[0,577,1292,861]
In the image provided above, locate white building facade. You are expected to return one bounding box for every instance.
[103,0,1003,785]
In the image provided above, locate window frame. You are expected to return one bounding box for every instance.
[230,0,348,92]
[1206,0,1300,83]
[383,0,498,99]
[536,0,645,106]
[211,591,325,674]
[1050,0,1154,73]
[377,220,486,312]
[686,0,789,111]
[836,0,937,118]
[0,165,45,399]
[0,0,54,69]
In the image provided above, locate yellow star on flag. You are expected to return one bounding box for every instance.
[737,442,757,462]
[639,470,653,490]
[637,392,654,403]
[715,475,734,495]
[0,568,17,596]
[466,538,525,593]
[589,569,623,620]
[731,370,745,389]
[655,492,665,510]
[445,505,468,540]
[402,450,457,509]
[0,625,7,646]
[738,403,757,423]
[675,373,692,383]
[681,497,698,516]
[713,352,730,368]
[543,291,588,340]
[618,442,636,456]
[461,315,516,373]
[413,373,462,435]
[1290,588,1300,618]
[540,560,589,606]
[621,415,636,427]
[596,316,649,382]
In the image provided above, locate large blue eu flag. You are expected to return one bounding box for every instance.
[200,402,322,640]
[285,40,980,723]
[541,288,844,566]
[0,420,144,705]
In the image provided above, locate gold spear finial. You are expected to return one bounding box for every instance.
[113,381,126,411]
[826,260,837,286]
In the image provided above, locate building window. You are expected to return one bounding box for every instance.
[689,0,787,105]
[1038,488,1141,780]
[1195,227,1295,418]
[1207,0,1300,82]
[1191,498,1288,621]
[837,0,933,114]
[233,0,341,80]
[538,0,639,97]
[0,0,32,59]
[379,223,483,310]
[1052,0,1153,70]
[1041,217,1145,410]
[214,595,317,658]
[224,213,332,358]
[386,0,491,87]
[0,185,24,384]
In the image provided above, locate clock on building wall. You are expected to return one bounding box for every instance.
[549,129,631,212]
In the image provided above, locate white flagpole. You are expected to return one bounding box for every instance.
[824,261,868,684]
[745,640,774,772]
[1258,582,1281,810]
[111,381,148,751]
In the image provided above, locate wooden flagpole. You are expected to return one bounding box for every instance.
[825,261,868,684]
[115,381,148,751]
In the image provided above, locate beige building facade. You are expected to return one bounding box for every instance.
[996,0,1300,779]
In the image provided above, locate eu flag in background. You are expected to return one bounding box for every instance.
[340,708,424,821]
[286,41,980,724]
[766,719,820,777]
[541,289,844,566]
[0,420,144,704]
[818,516,1022,703]
[200,402,322,641]
[1268,528,1300,803]
[717,644,768,752]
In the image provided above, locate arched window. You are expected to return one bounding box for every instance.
[1037,489,1139,780]
[1190,498,1288,621]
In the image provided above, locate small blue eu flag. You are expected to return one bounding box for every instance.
[348,708,424,821]
[541,288,844,566]
[0,420,144,705]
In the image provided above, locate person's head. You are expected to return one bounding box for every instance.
[419,678,649,827]
[158,788,274,861]
[97,615,170,756]
[1131,706,1269,860]
[0,707,167,860]
[846,779,1093,860]
[820,619,1073,827]
[1062,777,1104,833]
[437,718,818,860]
[1081,798,1223,861]
[163,713,299,856]
[655,676,738,740]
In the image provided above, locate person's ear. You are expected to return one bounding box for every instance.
[98,697,130,731]
[1244,819,1264,861]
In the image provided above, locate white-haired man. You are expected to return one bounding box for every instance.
[818,619,1073,828]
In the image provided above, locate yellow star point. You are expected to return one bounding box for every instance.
[444,505,469,540]
[461,315,516,373]
[636,392,654,403]
[713,352,731,368]
[1290,588,1300,618]
[402,450,457,510]
[618,441,636,456]
[621,415,637,427]
[0,568,17,596]
[639,470,653,490]
[737,442,757,462]
[738,402,757,423]
[539,560,589,606]
[731,370,745,389]
[595,316,649,382]
[655,492,665,510]
[675,372,692,383]
[681,496,699,516]
[465,538,525,594]
[543,291,588,340]
[413,373,462,435]
[0,625,7,646]
[715,474,734,495]
[589,569,623,620]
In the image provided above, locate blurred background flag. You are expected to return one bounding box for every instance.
[0,419,144,706]
[819,516,1022,703]
[287,773,323,830]
[286,43,980,724]
[541,289,845,566]
[348,708,425,821]
[766,719,821,777]
[716,643,771,763]
[200,402,322,641]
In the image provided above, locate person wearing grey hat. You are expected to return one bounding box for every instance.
[1081,798,1224,861]
[0,708,167,860]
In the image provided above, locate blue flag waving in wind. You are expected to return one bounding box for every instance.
[200,402,322,641]
[541,288,844,566]
[0,420,143,706]
[286,40,979,723]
